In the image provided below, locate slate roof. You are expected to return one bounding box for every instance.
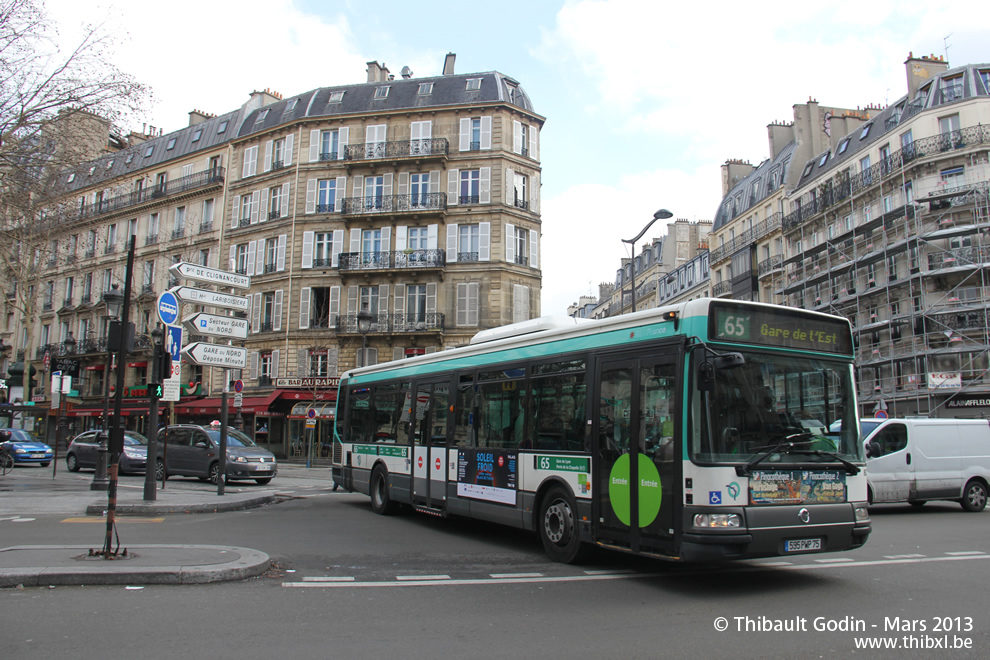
[712,141,795,232]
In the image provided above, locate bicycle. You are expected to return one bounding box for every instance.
[0,446,13,476]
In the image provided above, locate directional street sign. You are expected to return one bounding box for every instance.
[181,342,248,369]
[157,290,180,325]
[182,312,249,339]
[169,262,251,290]
[171,286,250,311]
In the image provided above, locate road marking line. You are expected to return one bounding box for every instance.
[945,551,985,556]
[583,569,636,575]
[780,554,990,571]
[753,561,792,567]
[490,572,544,579]
[396,574,450,581]
[813,557,855,563]
[302,576,355,582]
[283,573,660,588]
[884,554,926,559]
[61,517,165,523]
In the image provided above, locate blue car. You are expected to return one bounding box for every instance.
[0,428,54,467]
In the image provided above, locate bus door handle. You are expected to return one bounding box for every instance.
[906,452,911,465]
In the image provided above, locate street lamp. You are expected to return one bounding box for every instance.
[92,284,123,491]
[622,209,673,314]
[356,310,374,367]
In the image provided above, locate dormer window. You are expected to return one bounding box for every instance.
[67,173,75,183]
[466,78,482,91]
[819,151,830,167]
[126,153,134,164]
[217,121,228,134]
[105,160,114,170]
[144,145,154,157]
[256,109,269,122]
[418,82,433,95]
[191,129,202,143]
[329,91,344,103]
[837,137,851,155]
[802,161,814,178]
[374,86,390,99]
[166,138,176,150]
[285,99,298,113]
[860,123,872,139]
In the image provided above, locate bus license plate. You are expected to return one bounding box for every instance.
[785,538,822,553]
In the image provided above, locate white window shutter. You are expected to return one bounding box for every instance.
[332,229,344,267]
[353,175,364,200]
[231,195,241,228]
[241,148,251,179]
[298,348,310,376]
[514,284,530,322]
[427,224,438,250]
[513,121,522,154]
[398,172,409,196]
[505,168,515,205]
[347,285,358,316]
[349,228,361,253]
[252,293,262,332]
[281,183,290,218]
[393,347,404,362]
[469,282,479,325]
[229,245,236,272]
[339,127,349,153]
[459,118,470,151]
[447,169,459,206]
[530,229,539,269]
[480,222,490,261]
[273,290,283,332]
[529,125,538,160]
[383,173,393,198]
[395,226,407,251]
[285,133,294,166]
[250,190,260,224]
[329,286,340,328]
[381,227,391,253]
[263,140,273,173]
[299,287,311,328]
[506,223,516,263]
[272,349,280,378]
[447,224,458,263]
[250,352,259,379]
[429,171,440,195]
[305,179,317,214]
[309,129,320,162]
[481,116,492,149]
[532,172,539,213]
[480,167,490,204]
[256,239,266,276]
[456,284,467,326]
[260,188,269,223]
[301,231,314,269]
[394,284,405,315]
[426,282,437,313]
[335,176,346,212]
[246,241,257,275]
[366,348,378,367]
[276,234,286,271]
[379,285,389,313]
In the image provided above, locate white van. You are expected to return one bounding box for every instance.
[864,418,990,511]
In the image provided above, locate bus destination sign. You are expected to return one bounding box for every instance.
[709,301,853,355]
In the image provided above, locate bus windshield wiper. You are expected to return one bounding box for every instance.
[788,449,861,475]
[736,432,812,477]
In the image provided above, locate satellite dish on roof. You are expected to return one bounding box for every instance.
[401,66,413,79]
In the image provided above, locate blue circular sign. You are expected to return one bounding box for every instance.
[157,291,179,325]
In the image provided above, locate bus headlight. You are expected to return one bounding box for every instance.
[693,513,741,528]
[853,503,870,521]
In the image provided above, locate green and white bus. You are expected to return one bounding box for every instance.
[331,299,871,563]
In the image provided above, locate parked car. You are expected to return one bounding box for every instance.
[155,424,277,485]
[0,429,53,466]
[66,430,149,474]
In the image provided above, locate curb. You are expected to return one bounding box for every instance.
[0,544,271,588]
[83,494,278,516]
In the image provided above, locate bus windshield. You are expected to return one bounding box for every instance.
[692,348,863,466]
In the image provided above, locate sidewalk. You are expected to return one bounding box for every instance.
[0,463,335,587]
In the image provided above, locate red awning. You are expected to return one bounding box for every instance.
[85,364,105,371]
[173,390,280,415]
[276,389,337,403]
[67,403,168,417]
[127,361,148,368]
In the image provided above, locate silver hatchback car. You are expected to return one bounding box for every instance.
[155,425,277,485]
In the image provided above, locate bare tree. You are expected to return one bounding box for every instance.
[0,0,149,396]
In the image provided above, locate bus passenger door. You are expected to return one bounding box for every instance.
[411,380,450,509]
[595,354,678,555]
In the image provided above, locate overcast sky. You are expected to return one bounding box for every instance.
[46,0,987,315]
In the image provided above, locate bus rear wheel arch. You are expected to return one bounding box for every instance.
[370,465,398,515]
[538,484,590,564]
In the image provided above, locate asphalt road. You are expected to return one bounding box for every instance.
[2,483,988,660]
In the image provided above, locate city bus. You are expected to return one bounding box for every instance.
[331,299,871,563]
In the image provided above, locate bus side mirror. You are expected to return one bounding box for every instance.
[698,361,715,392]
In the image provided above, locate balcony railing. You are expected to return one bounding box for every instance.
[712,281,731,296]
[270,160,284,171]
[319,151,342,162]
[78,167,225,219]
[268,209,280,220]
[264,263,277,274]
[783,125,990,232]
[342,138,448,162]
[199,222,213,233]
[171,228,185,239]
[315,203,336,213]
[259,321,273,332]
[338,249,446,271]
[145,234,158,246]
[709,212,782,264]
[341,192,447,215]
[335,312,445,333]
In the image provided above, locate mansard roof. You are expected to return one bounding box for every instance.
[713,141,795,232]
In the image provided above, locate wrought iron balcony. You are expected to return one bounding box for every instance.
[264,263,277,274]
[270,160,284,171]
[199,222,213,233]
[171,228,185,239]
[77,167,225,219]
[319,151,342,162]
[335,312,445,333]
[513,199,529,210]
[259,321,274,332]
[459,195,479,205]
[315,203,336,213]
[233,217,252,229]
[145,234,158,246]
[42,299,53,311]
[62,297,73,308]
[268,209,280,220]
[104,244,116,254]
[312,257,333,268]
[940,83,964,103]
[457,252,480,262]
[85,249,95,259]
[513,255,529,266]
[80,293,92,305]
[758,255,783,278]
[141,283,155,294]
[309,316,332,329]
[712,281,731,297]
[341,192,447,215]
[65,254,77,264]
[342,138,448,162]
[338,249,446,272]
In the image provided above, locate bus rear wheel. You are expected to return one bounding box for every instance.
[370,466,398,515]
[539,486,589,564]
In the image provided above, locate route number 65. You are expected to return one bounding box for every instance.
[722,315,747,337]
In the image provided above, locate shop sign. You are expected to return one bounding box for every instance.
[928,372,962,389]
[275,377,340,388]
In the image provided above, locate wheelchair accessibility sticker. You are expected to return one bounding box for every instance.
[709,491,722,504]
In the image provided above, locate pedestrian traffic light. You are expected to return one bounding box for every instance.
[150,382,164,398]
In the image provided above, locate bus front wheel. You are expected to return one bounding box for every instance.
[539,486,589,564]
[370,466,398,515]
